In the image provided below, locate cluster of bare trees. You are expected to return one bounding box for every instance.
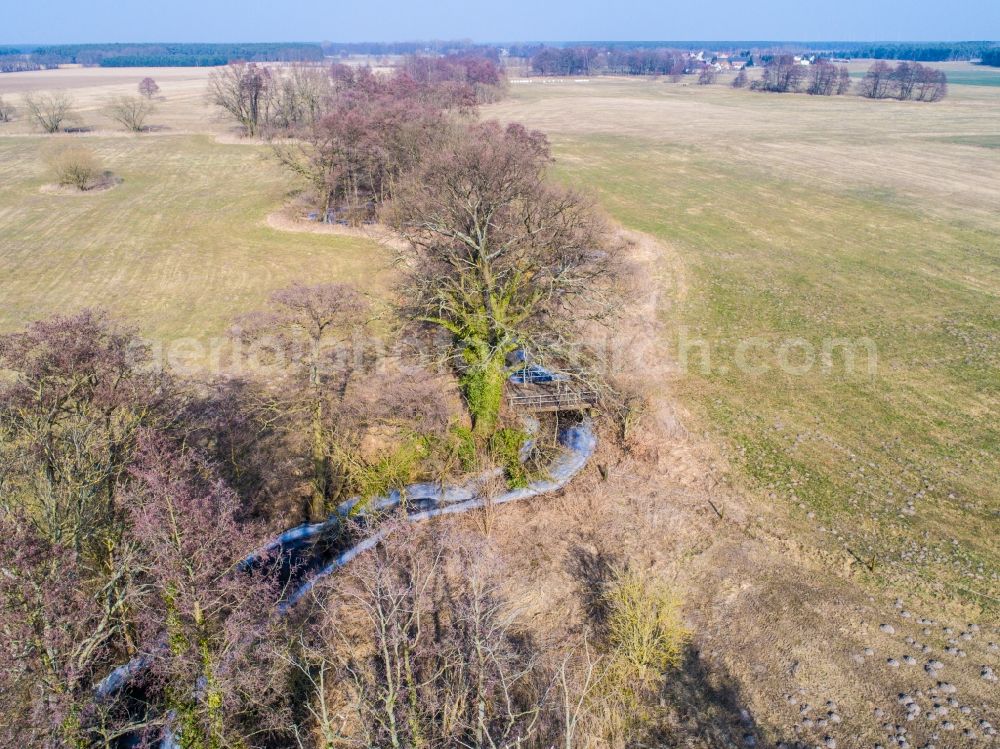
[858,61,948,101]
[1,50,671,749]
[273,65,456,223]
[750,56,850,95]
[531,46,606,76]
[402,53,507,103]
[270,64,621,439]
[0,307,444,745]
[0,295,683,748]
[806,60,853,95]
[15,81,160,133]
[747,57,946,100]
[750,56,809,93]
[531,46,691,78]
[209,56,504,139]
[211,57,506,224]
[293,527,690,749]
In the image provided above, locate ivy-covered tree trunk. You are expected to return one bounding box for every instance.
[388,121,618,441]
[459,340,509,439]
[309,397,327,521]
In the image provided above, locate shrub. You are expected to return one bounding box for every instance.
[343,435,428,506]
[555,567,691,747]
[0,95,14,122]
[605,567,689,679]
[488,427,529,487]
[48,146,102,190]
[450,424,478,472]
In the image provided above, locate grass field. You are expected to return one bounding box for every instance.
[0,69,389,362]
[1,66,997,609]
[844,61,1000,87]
[0,134,388,349]
[488,77,1000,607]
[0,67,389,356]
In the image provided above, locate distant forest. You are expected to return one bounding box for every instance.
[321,41,501,59]
[0,43,323,69]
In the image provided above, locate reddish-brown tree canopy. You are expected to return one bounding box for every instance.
[138,76,160,99]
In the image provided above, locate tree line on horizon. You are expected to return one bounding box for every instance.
[982,47,1000,67]
[523,40,997,64]
[0,42,324,70]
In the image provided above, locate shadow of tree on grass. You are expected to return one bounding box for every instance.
[567,542,796,749]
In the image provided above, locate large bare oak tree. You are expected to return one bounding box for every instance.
[386,121,621,436]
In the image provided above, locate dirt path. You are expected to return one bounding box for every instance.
[265,209,410,251]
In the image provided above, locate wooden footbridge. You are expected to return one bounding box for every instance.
[505,363,599,413]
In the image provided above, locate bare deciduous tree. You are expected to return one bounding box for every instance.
[105,94,155,132]
[0,310,174,554]
[806,60,838,95]
[0,511,143,747]
[731,68,748,88]
[697,66,717,85]
[911,63,948,101]
[208,62,272,137]
[836,66,852,95]
[893,62,920,100]
[912,65,938,101]
[234,283,369,520]
[21,90,77,132]
[297,526,548,749]
[126,439,289,748]
[0,311,175,717]
[138,76,160,99]
[269,63,331,131]
[0,95,15,122]
[386,121,622,436]
[858,60,895,99]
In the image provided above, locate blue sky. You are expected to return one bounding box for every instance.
[3,0,997,44]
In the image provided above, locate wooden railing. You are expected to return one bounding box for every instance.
[506,388,598,412]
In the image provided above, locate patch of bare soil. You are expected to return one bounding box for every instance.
[446,227,999,748]
[265,208,409,252]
